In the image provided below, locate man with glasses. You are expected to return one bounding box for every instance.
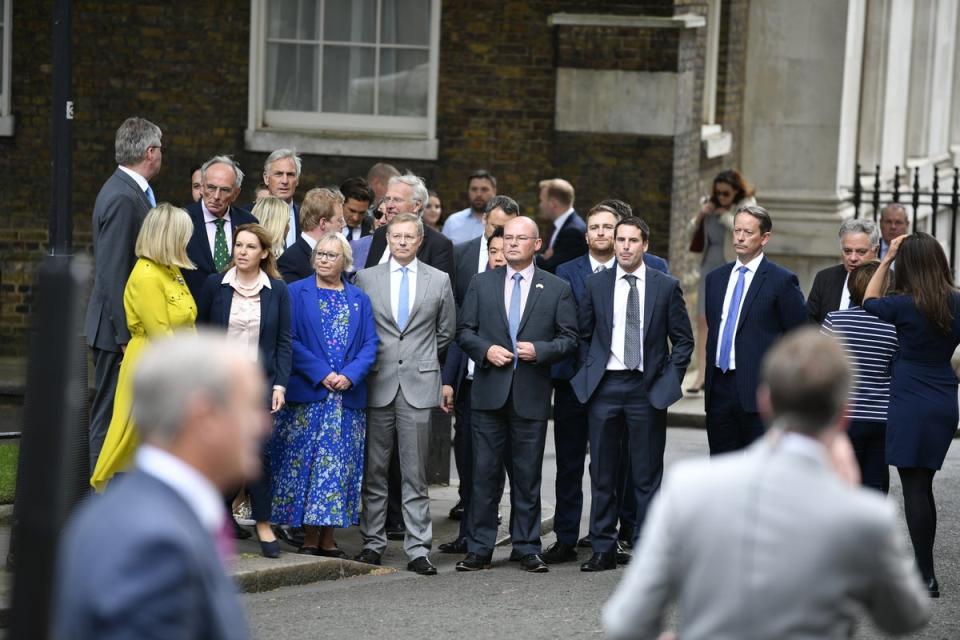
[353,213,456,575]
[85,116,164,473]
[455,216,578,574]
[183,156,258,300]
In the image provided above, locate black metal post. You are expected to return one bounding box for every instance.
[50,0,73,256]
[872,165,881,220]
[893,165,901,203]
[952,168,959,273]
[912,168,921,231]
[931,170,939,238]
[852,163,862,219]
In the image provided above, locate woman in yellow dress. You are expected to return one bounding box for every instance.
[90,203,197,491]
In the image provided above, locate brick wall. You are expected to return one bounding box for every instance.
[0,0,717,354]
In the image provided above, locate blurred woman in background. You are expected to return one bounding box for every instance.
[423,190,443,231]
[253,196,291,259]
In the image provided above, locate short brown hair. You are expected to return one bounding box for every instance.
[299,188,344,232]
[229,223,280,279]
[538,178,575,208]
[848,260,886,307]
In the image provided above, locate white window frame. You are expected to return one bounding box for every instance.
[246,0,440,160]
[0,0,13,137]
[700,0,730,158]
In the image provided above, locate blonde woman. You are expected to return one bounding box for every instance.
[91,203,197,491]
[253,196,291,258]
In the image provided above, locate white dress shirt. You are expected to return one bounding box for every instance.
[136,445,224,535]
[477,234,490,274]
[390,257,418,326]
[285,200,298,248]
[839,272,851,311]
[505,262,536,318]
[715,252,765,369]
[607,263,645,371]
[301,231,317,250]
[589,254,616,273]
[118,165,151,198]
[549,208,576,250]
[202,201,234,259]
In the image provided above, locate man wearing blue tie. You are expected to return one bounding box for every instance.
[704,205,806,454]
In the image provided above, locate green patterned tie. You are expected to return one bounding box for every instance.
[213,218,229,271]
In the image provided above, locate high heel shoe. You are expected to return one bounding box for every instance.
[926,577,940,598]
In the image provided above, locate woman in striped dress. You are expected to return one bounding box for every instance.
[821,260,897,493]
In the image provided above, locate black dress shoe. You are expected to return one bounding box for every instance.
[581,552,617,572]
[316,547,348,559]
[456,552,492,571]
[927,577,940,598]
[385,524,405,541]
[438,537,468,554]
[259,539,281,558]
[407,556,438,575]
[519,553,549,573]
[615,542,632,565]
[275,525,304,547]
[617,527,635,549]
[541,541,578,564]
[232,519,252,540]
[354,548,382,565]
[448,500,464,521]
[577,535,592,548]
[509,548,523,562]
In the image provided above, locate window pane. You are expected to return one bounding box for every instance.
[265,43,318,111]
[267,0,300,39]
[381,0,430,46]
[324,0,376,43]
[378,49,429,116]
[322,46,375,114]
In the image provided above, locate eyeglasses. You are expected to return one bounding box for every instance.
[149,145,163,152]
[502,235,536,243]
[389,233,419,243]
[204,184,234,196]
[382,196,410,205]
[314,251,342,262]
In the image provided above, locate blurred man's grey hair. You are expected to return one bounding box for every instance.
[201,155,245,189]
[114,117,161,166]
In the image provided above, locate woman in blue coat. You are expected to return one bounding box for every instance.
[863,231,960,597]
[197,223,292,558]
[270,232,379,556]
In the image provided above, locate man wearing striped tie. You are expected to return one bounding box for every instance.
[354,213,456,576]
[703,205,807,455]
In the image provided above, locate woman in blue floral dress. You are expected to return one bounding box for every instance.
[270,232,379,556]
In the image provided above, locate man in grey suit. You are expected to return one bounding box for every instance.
[354,213,456,575]
[455,216,578,573]
[55,332,270,640]
[84,116,163,472]
[603,328,931,639]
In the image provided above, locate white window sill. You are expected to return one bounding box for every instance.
[245,129,438,161]
[701,124,731,159]
[0,114,14,137]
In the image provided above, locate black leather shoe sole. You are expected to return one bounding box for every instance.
[581,554,617,572]
[455,556,492,571]
[438,538,468,554]
[408,557,438,575]
[354,550,382,566]
[520,554,549,573]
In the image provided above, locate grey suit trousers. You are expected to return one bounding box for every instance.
[360,389,432,559]
[89,347,121,473]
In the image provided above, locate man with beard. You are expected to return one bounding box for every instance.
[441,170,498,245]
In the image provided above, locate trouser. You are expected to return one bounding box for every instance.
[847,419,889,493]
[706,368,765,454]
[89,347,122,474]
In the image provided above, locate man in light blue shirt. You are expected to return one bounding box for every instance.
[441,170,497,245]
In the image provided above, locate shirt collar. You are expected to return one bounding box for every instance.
[616,262,646,282]
[553,208,575,231]
[588,254,616,272]
[202,200,231,224]
[220,265,272,289]
[390,257,419,273]
[136,444,225,534]
[506,261,536,282]
[735,252,765,273]
[118,165,150,192]
[301,231,318,250]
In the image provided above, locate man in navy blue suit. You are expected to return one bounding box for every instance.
[572,217,693,572]
[704,204,806,454]
[536,178,587,272]
[183,156,258,300]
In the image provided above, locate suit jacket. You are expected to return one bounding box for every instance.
[282,276,379,408]
[704,257,807,412]
[183,202,259,300]
[195,272,292,392]
[277,236,313,284]
[355,261,456,409]
[571,266,694,409]
[453,235,483,306]
[84,168,153,351]
[441,339,470,401]
[806,263,847,324]
[54,470,250,640]
[345,215,374,241]
[364,224,456,292]
[457,266,578,420]
[538,210,588,273]
[603,435,930,640]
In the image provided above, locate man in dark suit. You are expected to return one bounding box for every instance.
[452,195,520,306]
[572,217,693,571]
[277,187,346,284]
[807,218,879,323]
[878,203,909,260]
[55,333,268,640]
[363,174,455,285]
[84,116,163,472]
[705,204,807,454]
[183,156,258,300]
[340,176,375,242]
[537,178,587,272]
[260,149,302,249]
[455,216,578,573]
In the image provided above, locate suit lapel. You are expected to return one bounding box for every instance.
[643,269,658,343]
[114,169,152,210]
[737,257,768,334]
[192,209,216,271]
[258,281,272,336]
[598,268,616,337]
[492,268,509,329]
[518,269,545,333]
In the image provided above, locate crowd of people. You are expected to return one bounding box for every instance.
[56,115,953,636]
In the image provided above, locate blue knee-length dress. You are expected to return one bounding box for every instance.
[270,288,366,527]
[863,294,960,470]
